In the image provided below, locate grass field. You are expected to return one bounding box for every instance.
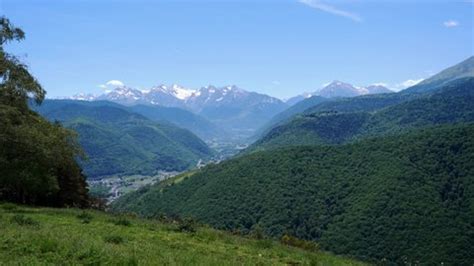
[0,203,365,265]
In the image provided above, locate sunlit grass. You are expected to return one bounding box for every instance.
[0,203,365,265]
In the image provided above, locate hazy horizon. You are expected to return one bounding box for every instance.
[2,0,473,99]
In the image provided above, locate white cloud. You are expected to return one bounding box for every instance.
[392,78,424,91]
[98,80,125,90]
[372,82,388,87]
[401,78,424,88]
[105,80,125,87]
[298,0,362,22]
[443,20,459,28]
[272,80,281,86]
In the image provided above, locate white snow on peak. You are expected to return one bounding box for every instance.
[170,84,196,100]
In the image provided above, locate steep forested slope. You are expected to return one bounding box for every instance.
[35,101,214,178]
[253,96,330,140]
[257,56,474,140]
[249,77,474,151]
[128,104,224,141]
[113,124,474,264]
[404,56,474,94]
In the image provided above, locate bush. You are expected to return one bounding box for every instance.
[77,211,93,224]
[280,234,319,252]
[38,238,59,253]
[10,214,39,227]
[250,224,265,240]
[103,235,124,244]
[1,203,17,211]
[177,217,197,233]
[112,217,132,227]
[255,239,274,249]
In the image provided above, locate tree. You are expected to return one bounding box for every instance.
[0,17,45,110]
[0,17,89,207]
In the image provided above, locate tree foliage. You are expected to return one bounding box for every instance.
[0,17,89,207]
[113,124,474,264]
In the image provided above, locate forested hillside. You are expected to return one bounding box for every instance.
[258,57,474,141]
[128,104,224,141]
[35,100,214,178]
[254,96,330,141]
[250,77,474,151]
[404,56,474,94]
[113,124,474,264]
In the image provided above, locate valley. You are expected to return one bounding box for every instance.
[88,172,180,203]
[1,5,473,265]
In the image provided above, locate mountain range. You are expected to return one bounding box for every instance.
[285,81,393,106]
[71,85,287,139]
[249,57,474,151]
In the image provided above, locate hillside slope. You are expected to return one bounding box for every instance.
[256,56,474,140]
[113,124,474,264]
[404,56,474,94]
[128,104,224,141]
[0,203,364,265]
[250,77,473,151]
[34,100,214,178]
[253,96,330,141]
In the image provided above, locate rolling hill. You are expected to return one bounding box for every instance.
[34,100,214,178]
[112,123,474,265]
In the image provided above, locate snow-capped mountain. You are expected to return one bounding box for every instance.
[143,85,191,107]
[287,81,393,105]
[68,93,97,101]
[95,86,144,105]
[69,84,287,137]
[318,81,361,98]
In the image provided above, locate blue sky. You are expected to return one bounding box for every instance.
[2,0,473,99]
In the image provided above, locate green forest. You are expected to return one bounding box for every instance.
[34,100,214,178]
[113,124,474,264]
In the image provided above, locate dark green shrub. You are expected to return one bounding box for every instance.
[1,203,17,211]
[77,211,93,224]
[10,214,39,227]
[77,246,102,263]
[255,239,273,249]
[177,217,197,233]
[113,217,132,227]
[39,238,59,253]
[250,224,265,240]
[103,235,124,244]
[280,234,319,252]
